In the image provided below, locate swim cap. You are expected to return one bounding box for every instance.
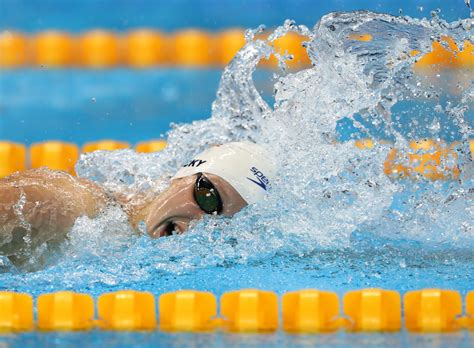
[172,142,276,204]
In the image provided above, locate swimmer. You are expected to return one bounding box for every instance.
[0,142,275,266]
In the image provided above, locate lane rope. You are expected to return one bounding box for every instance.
[0,288,472,332]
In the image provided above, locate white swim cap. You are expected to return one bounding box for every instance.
[172,142,276,204]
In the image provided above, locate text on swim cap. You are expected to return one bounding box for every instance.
[247,166,270,191]
[183,159,207,168]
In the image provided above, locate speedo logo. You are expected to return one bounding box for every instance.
[183,159,207,168]
[247,166,271,191]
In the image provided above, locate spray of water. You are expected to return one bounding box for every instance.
[1,11,472,281]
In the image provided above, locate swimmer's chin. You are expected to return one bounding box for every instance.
[148,218,189,238]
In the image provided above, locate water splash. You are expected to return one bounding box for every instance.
[75,11,472,257]
[2,11,472,291]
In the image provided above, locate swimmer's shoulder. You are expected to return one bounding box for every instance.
[2,167,81,183]
[2,167,98,188]
[0,168,108,214]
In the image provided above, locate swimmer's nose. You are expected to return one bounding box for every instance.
[145,176,204,238]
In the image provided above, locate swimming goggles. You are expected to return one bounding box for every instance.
[194,173,223,215]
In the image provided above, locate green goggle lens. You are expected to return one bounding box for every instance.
[194,173,223,214]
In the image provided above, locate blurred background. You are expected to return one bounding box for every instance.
[1,0,470,31]
[0,0,471,147]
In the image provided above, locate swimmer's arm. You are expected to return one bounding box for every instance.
[0,169,107,258]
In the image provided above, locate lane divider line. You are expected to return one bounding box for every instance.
[0,29,311,69]
[1,30,471,69]
[0,289,472,332]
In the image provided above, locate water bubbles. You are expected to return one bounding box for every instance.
[429,119,441,133]
[399,259,407,268]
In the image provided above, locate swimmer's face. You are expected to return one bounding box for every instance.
[145,173,247,238]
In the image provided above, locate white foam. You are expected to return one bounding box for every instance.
[69,11,474,269]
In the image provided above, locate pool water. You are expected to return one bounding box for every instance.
[1,331,473,348]
[1,1,473,347]
[1,0,470,31]
[0,69,274,145]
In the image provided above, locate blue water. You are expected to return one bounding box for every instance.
[1,70,470,145]
[1,1,473,347]
[3,243,474,297]
[0,70,221,145]
[0,0,471,31]
[1,331,473,348]
[0,70,275,145]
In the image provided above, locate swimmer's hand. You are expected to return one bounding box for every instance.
[0,168,107,266]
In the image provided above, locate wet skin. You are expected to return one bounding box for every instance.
[0,169,107,263]
[0,169,247,262]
